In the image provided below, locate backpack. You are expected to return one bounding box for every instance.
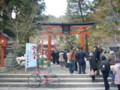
[101,62,108,73]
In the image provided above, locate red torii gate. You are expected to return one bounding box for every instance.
[39,22,94,60]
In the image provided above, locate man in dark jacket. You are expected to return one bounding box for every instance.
[94,46,101,75]
[51,50,56,64]
[100,56,110,90]
[75,47,87,74]
[55,50,59,65]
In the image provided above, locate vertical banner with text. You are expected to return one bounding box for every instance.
[25,43,37,70]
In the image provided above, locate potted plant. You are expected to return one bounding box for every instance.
[47,60,51,67]
[38,55,46,68]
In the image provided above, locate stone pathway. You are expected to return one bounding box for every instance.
[3,60,90,75]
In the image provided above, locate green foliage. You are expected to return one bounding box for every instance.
[96,24,103,29]
[66,0,94,22]
[92,0,120,32]
[8,0,21,7]
[58,35,79,49]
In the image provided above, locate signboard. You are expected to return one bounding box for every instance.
[25,43,37,68]
[62,25,70,34]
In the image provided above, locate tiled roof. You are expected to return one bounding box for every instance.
[0,32,10,38]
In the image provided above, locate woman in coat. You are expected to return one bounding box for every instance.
[112,59,120,90]
[59,51,64,67]
[89,52,98,82]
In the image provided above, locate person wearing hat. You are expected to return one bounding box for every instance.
[112,59,120,90]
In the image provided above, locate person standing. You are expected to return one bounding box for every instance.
[116,48,120,59]
[63,49,68,68]
[51,50,56,64]
[55,50,59,65]
[75,47,87,74]
[74,48,79,71]
[88,52,98,82]
[100,56,110,90]
[59,51,64,67]
[108,51,116,84]
[68,47,76,74]
[94,46,101,75]
[112,59,120,90]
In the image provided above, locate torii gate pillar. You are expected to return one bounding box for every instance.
[47,27,52,60]
[80,34,84,50]
[71,25,91,51]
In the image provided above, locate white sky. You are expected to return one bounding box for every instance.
[44,0,67,17]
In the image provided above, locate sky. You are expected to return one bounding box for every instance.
[44,0,67,17]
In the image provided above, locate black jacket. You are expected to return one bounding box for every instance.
[94,48,101,60]
[75,50,87,63]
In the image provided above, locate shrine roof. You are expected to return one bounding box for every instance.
[0,32,10,38]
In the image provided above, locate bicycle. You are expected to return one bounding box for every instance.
[28,68,60,88]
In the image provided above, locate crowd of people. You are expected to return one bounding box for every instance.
[50,45,120,90]
[51,46,87,74]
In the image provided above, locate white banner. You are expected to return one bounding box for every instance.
[25,43,37,68]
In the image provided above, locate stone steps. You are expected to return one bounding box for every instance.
[0,87,118,90]
[0,82,108,87]
[0,74,117,89]
[0,77,112,82]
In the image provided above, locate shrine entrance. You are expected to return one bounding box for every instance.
[0,33,9,67]
[39,21,95,60]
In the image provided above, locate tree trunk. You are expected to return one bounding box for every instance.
[78,0,85,22]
